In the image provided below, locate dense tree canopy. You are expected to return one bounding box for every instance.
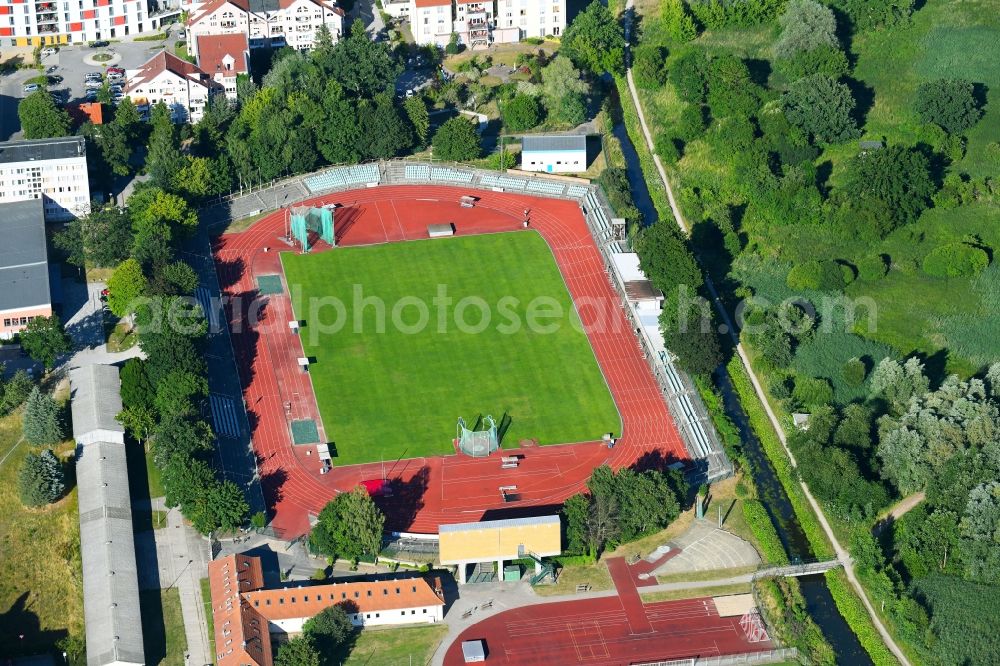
[18,91,71,139]
[310,487,386,561]
[23,387,64,445]
[782,74,859,144]
[915,78,984,134]
[561,0,625,75]
[540,56,589,125]
[20,315,71,369]
[840,144,934,237]
[431,117,481,161]
[775,0,839,60]
[501,94,542,131]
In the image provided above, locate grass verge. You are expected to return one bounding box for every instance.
[107,320,137,352]
[824,569,901,666]
[140,588,187,666]
[639,582,751,603]
[201,577,215,655]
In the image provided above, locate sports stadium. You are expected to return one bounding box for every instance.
[212,163,718,537]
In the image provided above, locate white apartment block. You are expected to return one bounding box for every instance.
[184,0,343,60]
[0,0,181,47]
[494,0,564,39]
[0,136,90,221]
[408,0,564,48]
[124,50,224,123]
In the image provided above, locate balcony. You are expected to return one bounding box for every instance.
[36,12,59,23]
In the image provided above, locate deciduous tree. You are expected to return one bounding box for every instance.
[18,91,71,139]
[782,74,859,144]
[20,315,71,369]
[561,0,625,75]
[431,117,481,161]
[107,259,149,318]
[915,78,983,134]
[310,487,386,561]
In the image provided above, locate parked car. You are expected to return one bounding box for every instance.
[47,75,63,85]
[107,73,123,83]
[45,65,57,74]
[85,72,103,81]
[88,40,109,48]
[85,90,99,102]
[109,85,123,95]
[107,65,125,74]
[23,83,41,93]
[40,47,57,57]
[85,80,103,91]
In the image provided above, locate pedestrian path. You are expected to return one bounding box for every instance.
[607,557,654,634]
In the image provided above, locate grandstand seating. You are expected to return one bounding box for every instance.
[496,176,527,190]
[430,167,474,183]
[404,164,431,180]
[526,180,565,196]
[567,185,589,199]
[304,164,380,192]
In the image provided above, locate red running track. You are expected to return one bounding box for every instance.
[212,185,688,536]
[442,594,772,665]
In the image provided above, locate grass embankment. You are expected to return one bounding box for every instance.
[140,588,187,666]
[332,624,448,666]
[0,410,84,658]
[825,569,900,666]
[726,357,834,560]
[283,232,620,465]
[755,577,835,665]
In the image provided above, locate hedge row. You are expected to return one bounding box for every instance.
[726,356,835,560]
[824,568,902,666]
[742,499,789,566]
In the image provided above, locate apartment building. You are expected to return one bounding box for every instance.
[196,31,248,101]
[409,0,564,48]
[494,0,564,39]
[184,0,344,60]
[124,50,224,123]
[0,0,180,47]
[0,136,90,221]
[0,199,53,340]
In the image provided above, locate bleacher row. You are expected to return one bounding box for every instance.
[304,163,380,193]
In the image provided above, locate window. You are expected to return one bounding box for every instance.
[423,609,427,613]
[303,595,309,602]
[265,599,271,606]
[383,589,388,595]
[367,590,372,597]
[254,600,259,607]
[411,610,416,614]
[354,592,359,598]
[279,598,284,604]
[342,593,347,599]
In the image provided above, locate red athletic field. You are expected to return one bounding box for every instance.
[213,185,688,536]
[443,557,772,666]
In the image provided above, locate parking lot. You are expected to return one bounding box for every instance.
[0,37,176,140]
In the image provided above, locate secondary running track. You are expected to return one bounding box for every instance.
[212,185,687,536]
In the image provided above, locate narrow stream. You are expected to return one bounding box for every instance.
[714,370,871,664]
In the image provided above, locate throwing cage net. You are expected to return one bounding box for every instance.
[457,415,499,457]
[290,206,335,252]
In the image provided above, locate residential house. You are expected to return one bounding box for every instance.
[196,32,249,101]
[125,50,225,123]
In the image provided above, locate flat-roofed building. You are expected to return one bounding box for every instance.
[70,364,145,666]
[439,515,561,583]
[0,136,91,221]
[208,553,445,665]
[520,134,587,174]
[0,199,53,339]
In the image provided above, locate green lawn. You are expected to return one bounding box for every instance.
[140,588,187,666]
[282,232,620,465]
[200,578,215,655]
[333,624,448,666]
[0,410,84,658]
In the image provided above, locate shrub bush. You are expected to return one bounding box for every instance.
[786,260,846,291]
[792,375,834,408]
[677,104,707,141]
[922,242,990,278]
[501,93,542,131]
[857,254,889,281]
[633,44,668,89]
[842,357,867,387]
[654,132,681,165]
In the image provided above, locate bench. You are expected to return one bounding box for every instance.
[576,584,591,593]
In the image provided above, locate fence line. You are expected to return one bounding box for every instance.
[633,647,799,666]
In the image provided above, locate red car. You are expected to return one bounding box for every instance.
[107,66,125,75]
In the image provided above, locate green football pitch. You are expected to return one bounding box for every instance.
[281,232,620,466]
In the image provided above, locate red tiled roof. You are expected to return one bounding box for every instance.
[125,51,220,94]
[208,554,272,666]
[187,0,250,25]
[197,33,249,76]
[208,554,444,666]
[415,0,452,7]
[68,102,103,126]
[245,577,444,621]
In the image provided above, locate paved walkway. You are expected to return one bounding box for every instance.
[163,507,212,666]
[621,1,910,663]
[654,520,760,576]
[606,557,653,634]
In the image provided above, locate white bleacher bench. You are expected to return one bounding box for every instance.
[526,180,565,196]
[497,176,526,189]
[567,185,589,199]
[405,165,431,180]
[576,584,591,592]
